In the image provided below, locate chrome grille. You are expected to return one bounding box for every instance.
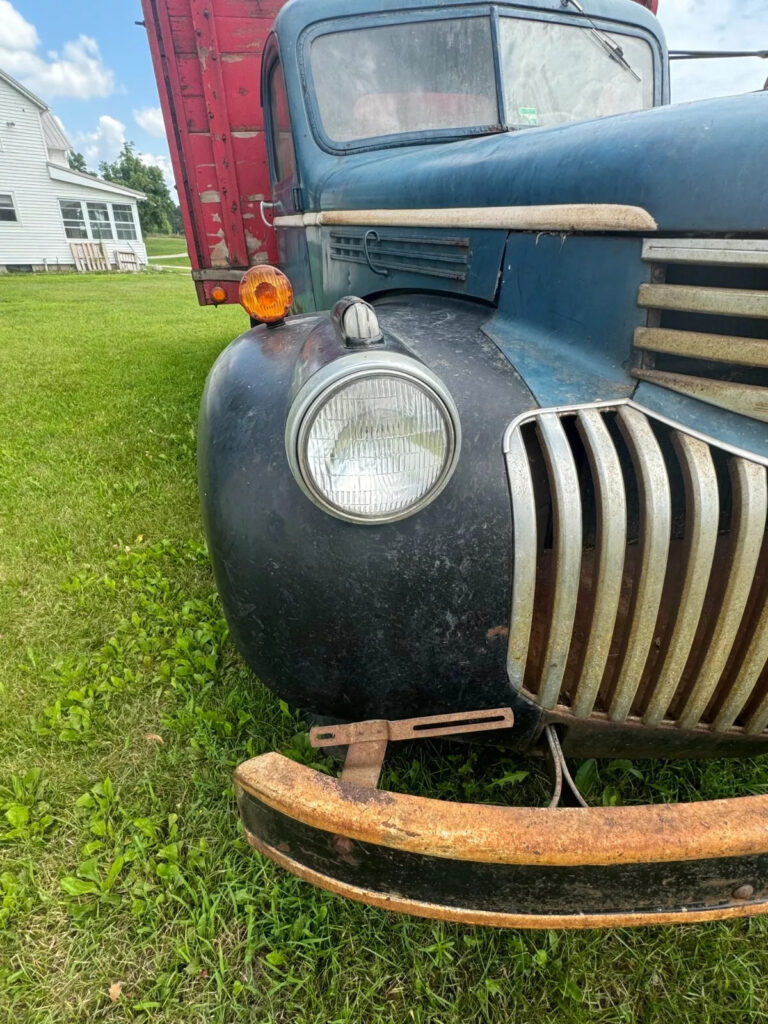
[634,238,768,424]
[504,402,768,734]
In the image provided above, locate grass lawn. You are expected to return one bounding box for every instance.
[2,272,768,1023]
[145,236,191,269]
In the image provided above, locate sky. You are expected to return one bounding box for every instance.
[1,0,766,194]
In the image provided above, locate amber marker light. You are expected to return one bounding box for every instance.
[210,285,227,305]
[239,265,294,324]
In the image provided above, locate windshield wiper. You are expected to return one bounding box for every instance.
[560,0,642,82]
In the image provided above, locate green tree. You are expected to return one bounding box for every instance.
[99,143,175,235]
[169,204,184,235]
[68,150,89,173]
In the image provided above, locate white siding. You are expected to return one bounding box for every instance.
[0,78,147,268]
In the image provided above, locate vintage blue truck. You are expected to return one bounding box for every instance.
[144,0,768,927]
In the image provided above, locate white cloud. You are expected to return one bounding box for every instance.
[74,114,126,165]
[72,116,176,189]
[0,0,38,51]
[657,0,768,103]
[137,151,176,191]
[133,107,166,138]
[0,1,114,100]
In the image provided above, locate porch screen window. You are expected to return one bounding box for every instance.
[59,200,87,238]
[0,193,17,222]
[112,203,138,240]
[87,202,113,239]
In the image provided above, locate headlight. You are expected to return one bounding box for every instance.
[286,354,461,524]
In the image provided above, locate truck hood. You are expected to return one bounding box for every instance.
[312,92,768,234]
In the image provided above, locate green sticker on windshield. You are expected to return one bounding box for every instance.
[518,107,539,126]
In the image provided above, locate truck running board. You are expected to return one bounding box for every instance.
[234,710,768,929]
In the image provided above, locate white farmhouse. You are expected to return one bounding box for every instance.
[0,68,148,273]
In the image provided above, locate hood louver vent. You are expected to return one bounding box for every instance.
[329,230,471,282]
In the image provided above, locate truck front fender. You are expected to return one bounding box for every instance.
[198,295,543,743]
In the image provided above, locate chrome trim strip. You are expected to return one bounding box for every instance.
[634,327,768,369]
[638,283,768,320]
[275,204,658,233]
[632,369,768,424]
[642,237,768,267]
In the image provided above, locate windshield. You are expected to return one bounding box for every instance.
[309,15,656,147]
[310,18,499,143]
[499,17,654,128]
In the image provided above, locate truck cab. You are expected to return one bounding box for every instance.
[264,0,667,310]
[144,0,768,926]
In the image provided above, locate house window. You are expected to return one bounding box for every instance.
[59,200,88,238]
[87,202,113,240]
[0,193,18,222]
[112,203,138,240]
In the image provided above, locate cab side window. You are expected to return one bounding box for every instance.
[268,61,296,183]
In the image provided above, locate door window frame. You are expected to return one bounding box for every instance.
[262,39,298,189]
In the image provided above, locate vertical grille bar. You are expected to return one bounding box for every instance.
[718,598,768,733]
[572,410,627,719]
[678,459,767,730]
[643,434,719,728]
[505,428,537,689]
[610,407,672,723]
[747,689,768,735]
[535,414,583,710]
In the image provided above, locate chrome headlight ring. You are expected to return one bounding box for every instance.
[285,351,461,525]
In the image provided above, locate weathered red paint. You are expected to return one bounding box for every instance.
[141,0,286,305]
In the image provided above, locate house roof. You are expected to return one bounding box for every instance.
[0,66,146,202]
[2,66,72,153]
[47,163,146,201]
[0,67,48,111]
[41,110,71,152]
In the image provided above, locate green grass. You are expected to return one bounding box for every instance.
[2,273,768,1023]
[145,235,191,270]
[144,235,189,259]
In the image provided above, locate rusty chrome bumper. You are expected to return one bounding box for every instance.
[235,751,768,929]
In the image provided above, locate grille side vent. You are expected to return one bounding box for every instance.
[504,403,768,734]
[329,230,471,281]
[634,238,768,424]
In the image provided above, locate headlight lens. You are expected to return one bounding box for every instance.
[290,362,460,524]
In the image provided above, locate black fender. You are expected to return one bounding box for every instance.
[199,294,543,746]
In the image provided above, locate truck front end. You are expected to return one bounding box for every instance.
[180,0,768,925]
